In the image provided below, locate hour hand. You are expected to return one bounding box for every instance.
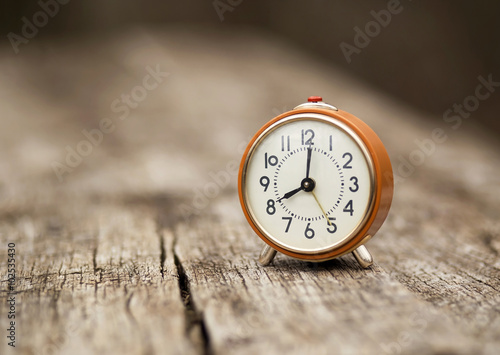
[277,186,303,202]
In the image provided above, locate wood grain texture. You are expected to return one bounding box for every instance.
[0,26,499,355]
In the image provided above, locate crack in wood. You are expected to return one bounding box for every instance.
[172,235,213,355]
[92,246,98,274]
[158,225,166,279]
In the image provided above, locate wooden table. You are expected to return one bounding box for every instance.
[1,27,499,355]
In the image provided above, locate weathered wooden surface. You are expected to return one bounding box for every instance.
[1,27,499,355]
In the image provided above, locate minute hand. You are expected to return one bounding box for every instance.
[305,145,312,178]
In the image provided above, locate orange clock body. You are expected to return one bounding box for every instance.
[238,107,394,262]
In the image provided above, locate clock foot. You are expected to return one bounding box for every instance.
[259,244,277,266]
[352,245,373,268]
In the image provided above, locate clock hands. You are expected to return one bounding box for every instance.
[278,145,315,202]
[277,145,332,226]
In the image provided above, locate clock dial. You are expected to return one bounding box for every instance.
[243,114,374,254]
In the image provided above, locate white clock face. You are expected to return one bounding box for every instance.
[243,113,374,254]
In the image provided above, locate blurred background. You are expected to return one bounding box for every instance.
[1,0,499,202]
[3,0,500,133]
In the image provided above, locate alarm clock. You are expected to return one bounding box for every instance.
[238,97,393,268]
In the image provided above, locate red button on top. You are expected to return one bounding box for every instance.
[307,96,323,103]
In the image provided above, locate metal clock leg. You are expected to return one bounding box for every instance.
[352,245,373,268]
[259,244,277,266]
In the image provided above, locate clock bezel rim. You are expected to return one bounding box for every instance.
[239,111,377,259]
